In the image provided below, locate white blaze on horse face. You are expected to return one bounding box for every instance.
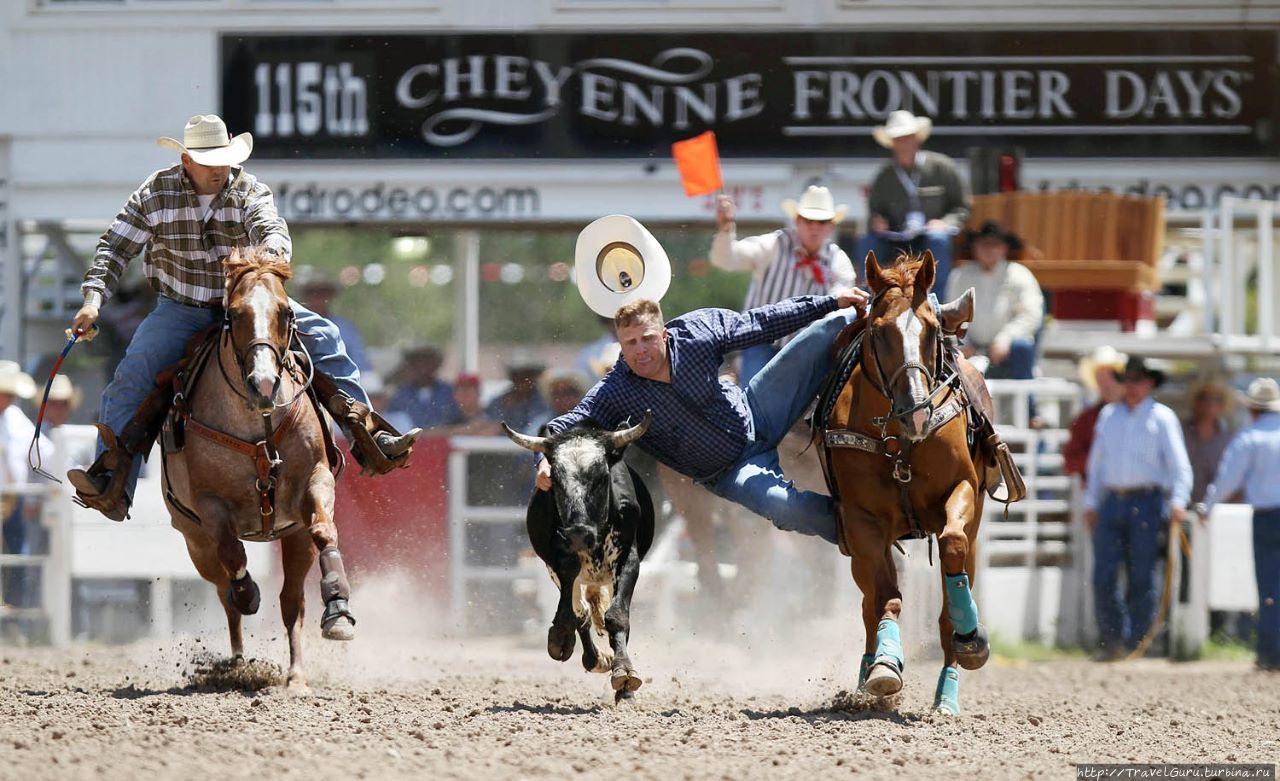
[247,281,279,399]
[894,306,929,415]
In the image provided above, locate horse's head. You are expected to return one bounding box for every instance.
[223,248,295,414]
[863,250,946,442]
[503,414,650,553]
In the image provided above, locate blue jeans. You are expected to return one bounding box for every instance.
[982,338,1036,380]
[1253,509,1280,667]
[854,231,954,298]
[737,343,779,387]
[1092,490,1166,651]
[705,308,860,545]
[93,296,367,500]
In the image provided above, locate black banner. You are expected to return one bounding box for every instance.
[220,30,1279,160]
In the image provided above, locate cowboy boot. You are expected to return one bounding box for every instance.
[67,424,134,522]
[313,372,421,476]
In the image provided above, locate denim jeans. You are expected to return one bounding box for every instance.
[982,337,1037,380]
[1253,509,1280,667]
[737,342,779,387]
[93,296,367,499]
[1092,489,1166,651]
[705,307,860,544]
[854,230,954,298]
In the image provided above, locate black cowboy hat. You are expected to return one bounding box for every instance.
[1122,356,1166,388]
[963,220,1024,254]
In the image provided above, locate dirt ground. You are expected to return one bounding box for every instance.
[2,603,1277,781]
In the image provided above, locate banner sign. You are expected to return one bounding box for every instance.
[221,30,1278,159]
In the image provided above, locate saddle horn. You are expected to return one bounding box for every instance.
[607,411,652,449]
[502,423,548,453]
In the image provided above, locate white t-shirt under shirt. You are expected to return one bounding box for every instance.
[196,193,215,222]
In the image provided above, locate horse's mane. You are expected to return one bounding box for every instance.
[875,255,926,296]
[224,246,294,295]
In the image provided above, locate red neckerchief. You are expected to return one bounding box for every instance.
[794,249,826,286]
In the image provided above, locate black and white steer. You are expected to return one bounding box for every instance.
[503,415,655,701]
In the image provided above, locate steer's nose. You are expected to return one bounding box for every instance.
[566,525,596,552]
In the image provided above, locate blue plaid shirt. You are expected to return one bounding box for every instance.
[546,295,840,481]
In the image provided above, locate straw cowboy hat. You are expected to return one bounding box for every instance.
[158,114,253,167]
[1241,377,1280,412]
[46,374,82,407]
[1077,345,1128,393]
[0,360,36,399]
[873,110,933,149]
[781,185,848,224]
[575,215,672,318]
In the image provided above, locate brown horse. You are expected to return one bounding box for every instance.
[823,250,991,714]
[161,248,354,690]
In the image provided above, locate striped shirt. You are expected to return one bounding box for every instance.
[710,227,855,312]
[1084,396,1193,511]
[1202,412,1280,511]
[83,164,291,307]
[545,295,840,481]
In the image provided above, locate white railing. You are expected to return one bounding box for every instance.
[1206,197,1280,352]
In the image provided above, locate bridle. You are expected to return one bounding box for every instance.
[862,288,959,439]
[218,272,314,411]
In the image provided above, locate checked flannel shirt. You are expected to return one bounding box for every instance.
[82,164,291,307]
[545,295,840,482]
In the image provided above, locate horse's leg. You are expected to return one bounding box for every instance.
[849,519,902,696]
[939,481,988,674]
[305,468,355,640]
[178,525,244,660]
[604,541,643,701]
[203,508,260,617]
[278,528,316,689]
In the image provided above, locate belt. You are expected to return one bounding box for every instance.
[1106,485,1163,497]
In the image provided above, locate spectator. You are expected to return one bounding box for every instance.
[423,373,499,436]
[387,346,459,429]
[946,221,1044,380]
[486,351,551,434]
[855,110,970,297]
[295,266,372,374]
[1182,380,1234,504]
[1197,377,1280,671]
[540,369,590,430]
[1063,346,1127,481]
[710,185,857,384]
[1084,356,1192,660]
[576,316,620,380]
[0,361,41,624]
[43,375,82,430]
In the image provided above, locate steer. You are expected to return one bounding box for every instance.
[503,414,655,701]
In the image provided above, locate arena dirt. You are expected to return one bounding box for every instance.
[1,596,1276,781]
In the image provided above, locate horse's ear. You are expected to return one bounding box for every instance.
[938,287,975,338]
[913,250,937,303]
[864,250,885,292]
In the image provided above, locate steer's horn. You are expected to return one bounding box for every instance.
[607,411,652,449]
[502,423,548,453]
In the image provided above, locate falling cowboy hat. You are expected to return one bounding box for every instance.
[781,185,848,224]
[157,114,253,167]
[0,360,36,399]
[1241,377,1280,413]
[872,110,933,148]
[575,215,672,318]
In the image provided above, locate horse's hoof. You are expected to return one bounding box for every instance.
[953,625,990,670]
[320,598,356,641]
[611,666,642,693]
[226,574,260,616]
[614,688,637,704]
[864,662,903,697]
[548,624,576,662]
[286,673,312,694]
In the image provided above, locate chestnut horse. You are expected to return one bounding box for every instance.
[823,251,990,714]
[161,248,354,690]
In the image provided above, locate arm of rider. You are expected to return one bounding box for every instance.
[835,287,870,311]
[536,457,552,492]
[72,291,103,336]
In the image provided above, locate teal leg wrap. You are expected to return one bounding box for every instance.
[933,665,961,714]
[945,573,979,636]
[874,618,904,669]
[857,654,874,689]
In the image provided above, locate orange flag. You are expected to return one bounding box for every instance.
[671,131,722,197]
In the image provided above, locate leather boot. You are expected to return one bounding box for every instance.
[313,372,421,476]
[67,424,133,522]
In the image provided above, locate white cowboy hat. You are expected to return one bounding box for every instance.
[0,360,36,399]
[158,114,253,167]
[872,110,933,149]
[575,215,672,318]
[1077,345,1128,393]
[1241,377,1280,412]
[781,185,848,224]
[46,374,81,407]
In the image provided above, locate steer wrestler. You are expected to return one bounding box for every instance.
[538,290,867,545]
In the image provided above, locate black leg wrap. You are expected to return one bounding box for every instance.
[321,598,356,632]
[226,572,261,616]
[318,545,351,603]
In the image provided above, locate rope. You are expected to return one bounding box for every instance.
[1122,520,1193,661]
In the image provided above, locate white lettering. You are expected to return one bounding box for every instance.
[580,72,619,121]
[443,55,487,101]
[396,63,440,109]
[494,55,532,100]
[724,73,764,121]
[1105,70,1144,119]
[792,71,827,120]
[1001,70,1035,120]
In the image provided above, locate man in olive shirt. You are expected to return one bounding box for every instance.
[855,110,970,297]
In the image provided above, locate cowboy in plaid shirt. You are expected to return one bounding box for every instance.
[67,115,420,521]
